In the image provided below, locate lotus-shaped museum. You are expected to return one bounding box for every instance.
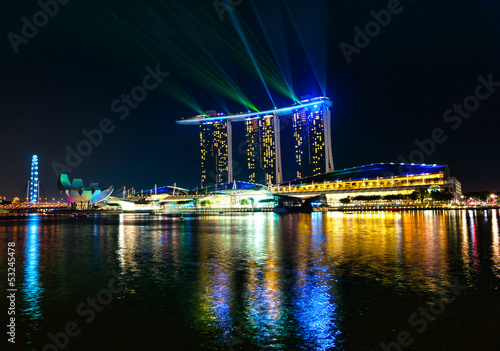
[58,174,113,203]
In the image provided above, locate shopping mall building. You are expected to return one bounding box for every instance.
[272,163,462,205]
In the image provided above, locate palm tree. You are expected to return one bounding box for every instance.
[414,188,428,203]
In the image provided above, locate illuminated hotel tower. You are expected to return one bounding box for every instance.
[200,121,230,186]
[245,118,261,183]
[245,115,276,185]
[262,116,276,185]
[177,97,333,186]
[293,104,333,178]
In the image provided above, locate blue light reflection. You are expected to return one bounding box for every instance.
[294,265,339,350]
[22,216,44,325]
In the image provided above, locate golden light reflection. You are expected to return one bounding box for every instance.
[243,213,270,263]
[185,210,496,348]
[324,211,451,292]
[459,210,471,282]
[242,214,287,347]
[117,214,140,275]
[9,209,499,350]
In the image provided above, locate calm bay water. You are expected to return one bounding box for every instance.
[1,211,500,350]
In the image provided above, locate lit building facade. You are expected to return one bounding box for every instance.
[273,163,463,203]
[245,115,276,185]
[292,103,334,179]
[293,108,325,178]
[245,118,261,184]
[177,97,334,186]
[261,116,276,185]
[200,121,229,186]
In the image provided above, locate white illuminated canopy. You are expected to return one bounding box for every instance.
[176,97,333,125]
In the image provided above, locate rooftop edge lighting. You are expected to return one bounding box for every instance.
[176,97,332,125]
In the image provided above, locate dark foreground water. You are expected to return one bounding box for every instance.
[1,211,500,351]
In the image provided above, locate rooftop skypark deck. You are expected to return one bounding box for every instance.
[176,96,333,125]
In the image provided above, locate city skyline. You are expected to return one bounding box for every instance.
[2,2,500,350]
[1,0,500,200]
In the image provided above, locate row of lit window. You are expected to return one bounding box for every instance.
[274,176,446,193]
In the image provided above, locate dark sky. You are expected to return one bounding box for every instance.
[1,0,500,200]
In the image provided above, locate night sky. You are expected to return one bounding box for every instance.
[1,0,500,200]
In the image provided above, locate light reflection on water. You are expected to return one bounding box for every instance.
[2,210,500,350]
[244,214,286,349]
[469,210,480,275]
[22,216,44,328]
[118,214,140,274]
[492,210,500,278]
[323,211,453,293]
